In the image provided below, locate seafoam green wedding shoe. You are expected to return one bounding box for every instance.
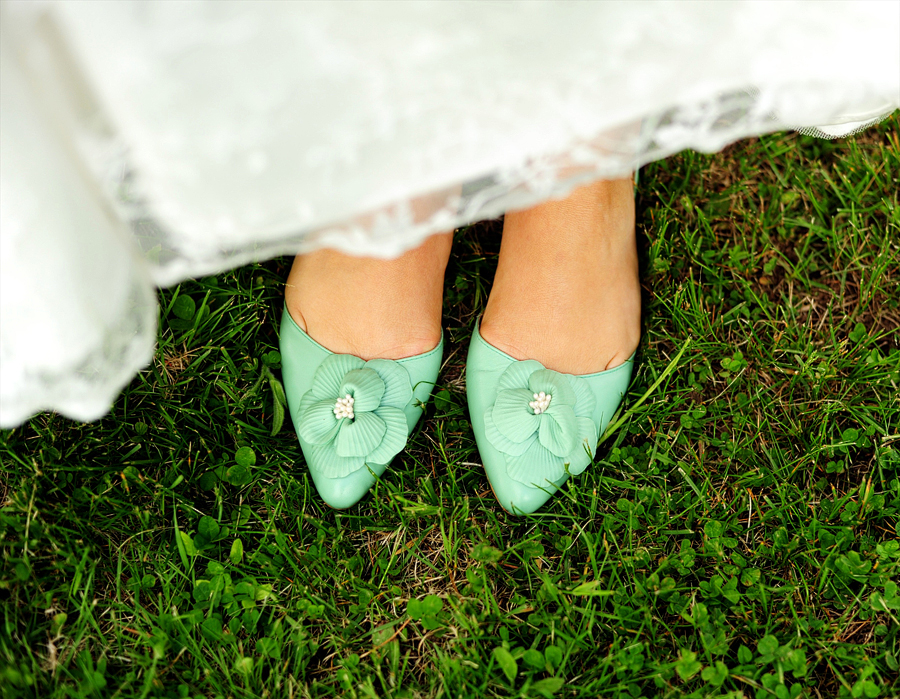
[466,321,634,515]
[280,308,443,509]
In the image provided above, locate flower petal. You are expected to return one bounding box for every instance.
[367,406,409,464]
[564,416,598,475]
[485,408,538,456]
[339,368,385,413]
[365,359,413,409]
[578,415,599,450]
[311,354,365,399]
[493,388,541,442]
[539,403,578,457]
[506,440,566,486]
[297,399,342,445]
[306,444,366,478]
[296,389,318,420]
[570,375,596,418]
[335,411,386,457]
[528,369,576,406]
[498,360,545,392]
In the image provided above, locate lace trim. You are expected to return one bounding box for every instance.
[0,271,156,427]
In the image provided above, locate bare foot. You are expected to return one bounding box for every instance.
[480,177,640,374]
[285,233,453,360]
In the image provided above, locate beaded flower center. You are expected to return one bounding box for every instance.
[333,394,355,420]
[529,391,552,415]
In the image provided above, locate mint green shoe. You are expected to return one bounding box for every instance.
[280,308,443,509]
[466,322,634,515]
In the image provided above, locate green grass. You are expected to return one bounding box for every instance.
[2,116,899,699]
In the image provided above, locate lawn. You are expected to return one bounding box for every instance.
[1,116,898,699]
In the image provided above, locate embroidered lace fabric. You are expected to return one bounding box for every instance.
[1,0,898,426]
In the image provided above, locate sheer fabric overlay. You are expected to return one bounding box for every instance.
[1,0,898,427]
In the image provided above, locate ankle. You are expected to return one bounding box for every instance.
[284,233,451,360]
[478,177,640,374]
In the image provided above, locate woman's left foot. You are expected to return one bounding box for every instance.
[468,177,640,515]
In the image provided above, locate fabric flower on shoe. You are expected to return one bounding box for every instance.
[484,360,598,485]
[296,354,412,478]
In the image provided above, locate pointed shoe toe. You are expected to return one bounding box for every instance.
[481,435,561,515]
[466,321,634,515]
[280,308,443,509]
[307,467,379,511]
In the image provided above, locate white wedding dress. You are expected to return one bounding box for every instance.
[1,0,898,427]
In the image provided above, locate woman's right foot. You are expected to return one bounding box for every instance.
[285,232,453,360]
[282,233,452,509]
